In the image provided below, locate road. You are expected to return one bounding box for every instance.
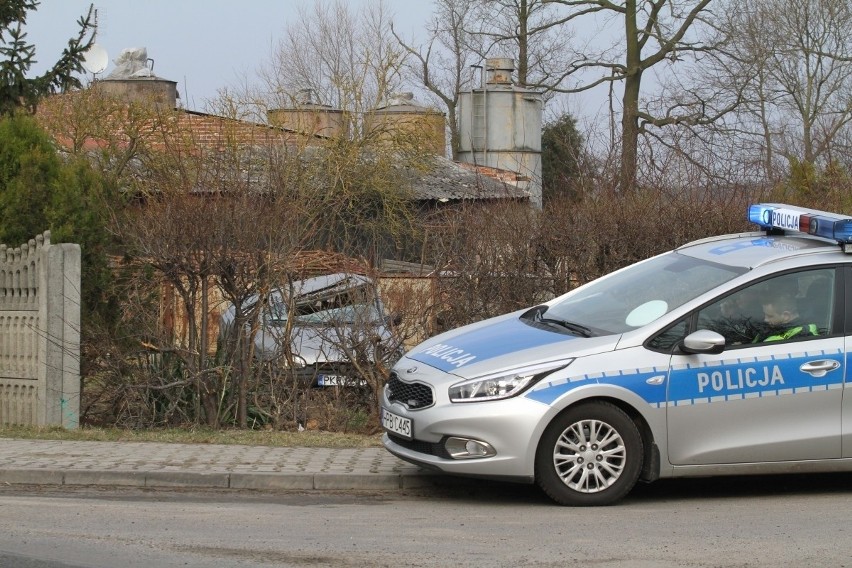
[1,474,851,568]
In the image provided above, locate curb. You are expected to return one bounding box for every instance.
[0,468,454,492]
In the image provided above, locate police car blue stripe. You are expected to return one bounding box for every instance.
[526,366,669,406]
[526,348,844,408]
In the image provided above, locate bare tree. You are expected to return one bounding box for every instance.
[468,0,574,90]
[545,0,729,192]
[117,130,309,427]
[720,0,852,182]
[35,87,169,189]
[396,0,574,158]
[393,0,480,159]
[254,0,407,130]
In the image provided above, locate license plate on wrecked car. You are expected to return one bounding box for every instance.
[381,407,412,439]
[317,374,367,387]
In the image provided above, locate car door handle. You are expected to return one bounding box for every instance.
[799,359,841,377]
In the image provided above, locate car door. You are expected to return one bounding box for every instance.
[841,266,852,458]
[664,267,844,465]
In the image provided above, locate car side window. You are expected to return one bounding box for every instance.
[647,319,690,351]
[696,268,835,347]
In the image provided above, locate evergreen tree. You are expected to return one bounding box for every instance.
[541,113,584,203]
[0,112,58,242]
[0,113,115,325]
[50,156,116,323]
[0,1,95,115]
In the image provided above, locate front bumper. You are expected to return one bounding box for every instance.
[381,391,550,481]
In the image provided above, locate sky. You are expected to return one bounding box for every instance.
[27,0,435,112]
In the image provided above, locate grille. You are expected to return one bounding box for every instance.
[386,373,434,409]
[388,434,451,459]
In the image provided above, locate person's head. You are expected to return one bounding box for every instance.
[721,287,760,318]
[762,294,799,327]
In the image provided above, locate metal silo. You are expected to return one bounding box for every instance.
[458,58,543,208]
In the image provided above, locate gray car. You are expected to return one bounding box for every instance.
[221,273,400,386]
[381,203,852,505]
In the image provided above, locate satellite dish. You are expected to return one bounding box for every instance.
[82,44,108,75]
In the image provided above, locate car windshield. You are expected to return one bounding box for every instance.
[293,303,382,325]
[542,252,747,335]
[265,284,383,325]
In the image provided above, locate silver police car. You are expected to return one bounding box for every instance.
[381,203,852,505]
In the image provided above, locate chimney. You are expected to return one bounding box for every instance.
[485,58,515,86]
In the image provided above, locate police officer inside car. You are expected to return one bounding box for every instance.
[753,293,818,342]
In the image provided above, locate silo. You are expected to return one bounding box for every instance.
[267,90,346,139]
[458,58,543,208]
[365,92,446,156]
[95,47,178,108]
[96,77,178,107]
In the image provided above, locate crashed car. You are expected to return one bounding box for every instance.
[220,273,401,387]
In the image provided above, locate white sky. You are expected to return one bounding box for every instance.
[27,0,435,111]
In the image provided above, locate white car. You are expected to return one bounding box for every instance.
[382,203,852,505]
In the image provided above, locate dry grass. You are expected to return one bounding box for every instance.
[0,425,383,448]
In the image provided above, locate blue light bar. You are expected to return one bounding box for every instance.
[748,203,852,245]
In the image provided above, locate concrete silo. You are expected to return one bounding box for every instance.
[365,92,446,156]
[94,47,178,108]
[267,89,347,139]
[458,58,543,208]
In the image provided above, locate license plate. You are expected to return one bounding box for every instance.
[381,407,413,440]
[317,374,366,387]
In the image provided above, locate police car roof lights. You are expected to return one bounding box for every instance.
[749,203,852,249]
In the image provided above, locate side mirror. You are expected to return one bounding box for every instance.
[680,329,726,355]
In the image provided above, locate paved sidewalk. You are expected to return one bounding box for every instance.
[0,439,440,492]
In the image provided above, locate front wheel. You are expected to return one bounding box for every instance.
[535,401,643,506]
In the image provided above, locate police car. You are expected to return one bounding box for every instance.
[381,203,852,505]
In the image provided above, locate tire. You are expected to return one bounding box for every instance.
[535,401,643,506]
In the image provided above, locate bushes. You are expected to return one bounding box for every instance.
[420,189,754,331]
[79,185,761,433]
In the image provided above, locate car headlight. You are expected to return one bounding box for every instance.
[448,360,572,403]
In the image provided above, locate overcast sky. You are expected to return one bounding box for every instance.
[27,1,434,111]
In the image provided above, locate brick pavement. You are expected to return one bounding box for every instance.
[0,439,440,491]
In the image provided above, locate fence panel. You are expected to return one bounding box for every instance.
[0,231,81,428]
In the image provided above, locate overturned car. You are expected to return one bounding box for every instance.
[220,273,402,387]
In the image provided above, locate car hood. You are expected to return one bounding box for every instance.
[403,311,620,380]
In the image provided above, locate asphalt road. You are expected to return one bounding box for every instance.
[1,473,851,568]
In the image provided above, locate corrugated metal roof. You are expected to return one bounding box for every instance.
[402,156,530,202]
